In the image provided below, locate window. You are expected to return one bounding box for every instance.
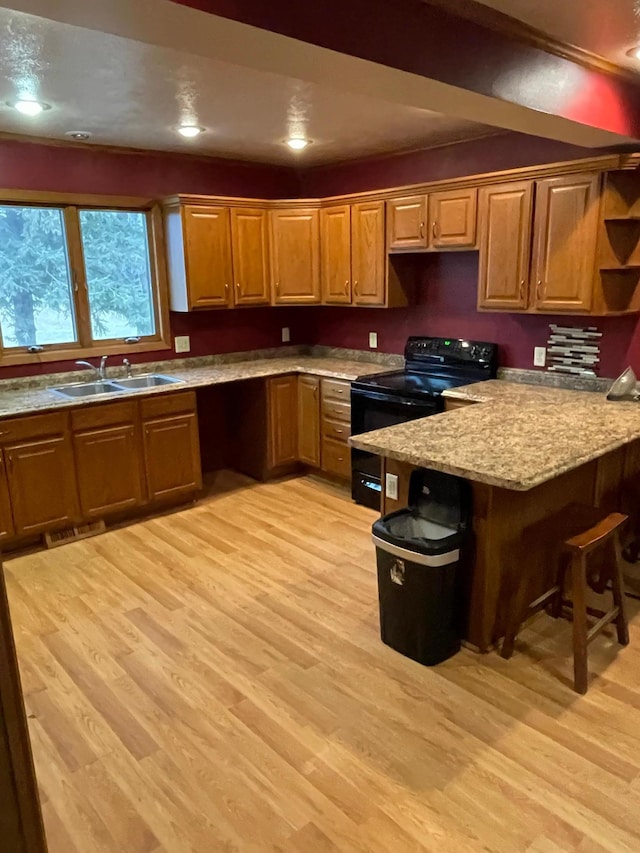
[0,196,169,364]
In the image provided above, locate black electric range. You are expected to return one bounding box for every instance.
[351,336,498,508]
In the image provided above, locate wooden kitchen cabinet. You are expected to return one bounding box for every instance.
[321,205,352,304]
[270,208,321,304]
[531,173,600,313]
[230,207,270,306]
[0,452,14,540]
[320,378,352,482]
[142,392,202,503]
[268,375,298,468]
[72,401,143,518]
[429,188,477,248]
[478,181,533,310]
[297,375,320,466]
[387,195,427,250]
[164,203,232,311]
[5,434,78,536]
[352,200,386,305]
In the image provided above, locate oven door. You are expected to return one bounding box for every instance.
[350,388,442,509]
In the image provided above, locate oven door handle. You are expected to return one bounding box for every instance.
[351,389,439,407]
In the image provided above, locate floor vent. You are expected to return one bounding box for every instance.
[44,520,106,549]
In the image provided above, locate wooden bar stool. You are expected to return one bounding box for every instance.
[501,505,629,694]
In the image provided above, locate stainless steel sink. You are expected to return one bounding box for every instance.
[111,374,184,390]
[51,380,124,398]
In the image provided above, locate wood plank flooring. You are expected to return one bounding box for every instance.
[5,470,640,852]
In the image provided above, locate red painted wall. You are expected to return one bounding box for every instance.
[294,254,640,377]
[0,138,300,379]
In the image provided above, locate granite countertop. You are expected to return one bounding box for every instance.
[0,356,383,420]
[351,380,640,491]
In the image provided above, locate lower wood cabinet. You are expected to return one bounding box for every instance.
[5,434,78,536]
[142,393,202,503]
[297,375,320,466]
[320,378,352,482]
[268,376,298,469]
[74,424,143,518]
[0,452,15,540]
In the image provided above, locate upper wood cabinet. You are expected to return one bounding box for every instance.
[321,205,352,304]
[388,189,477,251]
[478,181,533,310]
[270,208,321,304]
[297,375,320,467]
[352,201,386,306]
[387,195,427,250]
[166,205,233,310]
[531,174,600,313]
[429,188,477,249]
[230,208,270,306]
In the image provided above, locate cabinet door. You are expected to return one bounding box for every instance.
[74,425,143,519]
[268,376,298,468]
[270,209,321,304]
[183,205,233,308]
[297,375,320,467]
[321,206,352,304]
[478,181,533,310]
[531,174,600,313]
[352,200,386,305]
[0,452,14,540]
[387,196,427,250]
[231,208,270,306]
[143,413,202,503]
[5,436,78,535]
[429,188,477,248]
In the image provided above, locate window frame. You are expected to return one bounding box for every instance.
[0,191,171,366]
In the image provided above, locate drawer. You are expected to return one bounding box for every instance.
[141,390,196,420]
[322,417,351,444]
[321,378,351,403]
[72,400,138,431]
[0,411,68,443]
[321,399,351,423]
[322,438,351,480]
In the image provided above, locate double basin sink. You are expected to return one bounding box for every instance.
[51,374,184,399]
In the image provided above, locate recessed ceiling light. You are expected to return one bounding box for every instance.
[65,131,91,141]
[626,46,640,60]
[178,125,204,138]
[286,137,311,151]
[10,98,50,116]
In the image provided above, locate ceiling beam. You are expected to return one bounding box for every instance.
[4,0,639,147]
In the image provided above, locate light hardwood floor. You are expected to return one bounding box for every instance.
[5,471,640,853]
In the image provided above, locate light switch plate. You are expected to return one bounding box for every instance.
[385,472,399,501]
[175,335,190,353]
[282,327,290,343]
[369,331,378,349]
[533,346,546,367]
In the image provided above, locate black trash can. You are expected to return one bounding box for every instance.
[372,468,471,666]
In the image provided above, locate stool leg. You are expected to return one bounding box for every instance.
[571,553,589,695]
[611,532,630,647]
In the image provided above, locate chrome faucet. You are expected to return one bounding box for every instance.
[123,358,133,378]
[76,355,108,381]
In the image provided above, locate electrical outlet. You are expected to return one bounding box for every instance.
[282,327,290,343]
[385,472,399,501]
[533,346,546,367]
[174,335,190,353]
[369,331,378,349]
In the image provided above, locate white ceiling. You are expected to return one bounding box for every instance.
[0,6,496,166]
[473,0,640,73]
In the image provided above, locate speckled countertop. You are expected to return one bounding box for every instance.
[0,356,383,419]
[351,379,640,491]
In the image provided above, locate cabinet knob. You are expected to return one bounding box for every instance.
[353,280,359,295]
[275,281,280,296]
[419,221,425,239]
[536,280,544,301]
[519,280,526,301]
[432,220,438,239]
[236,282,240,289]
